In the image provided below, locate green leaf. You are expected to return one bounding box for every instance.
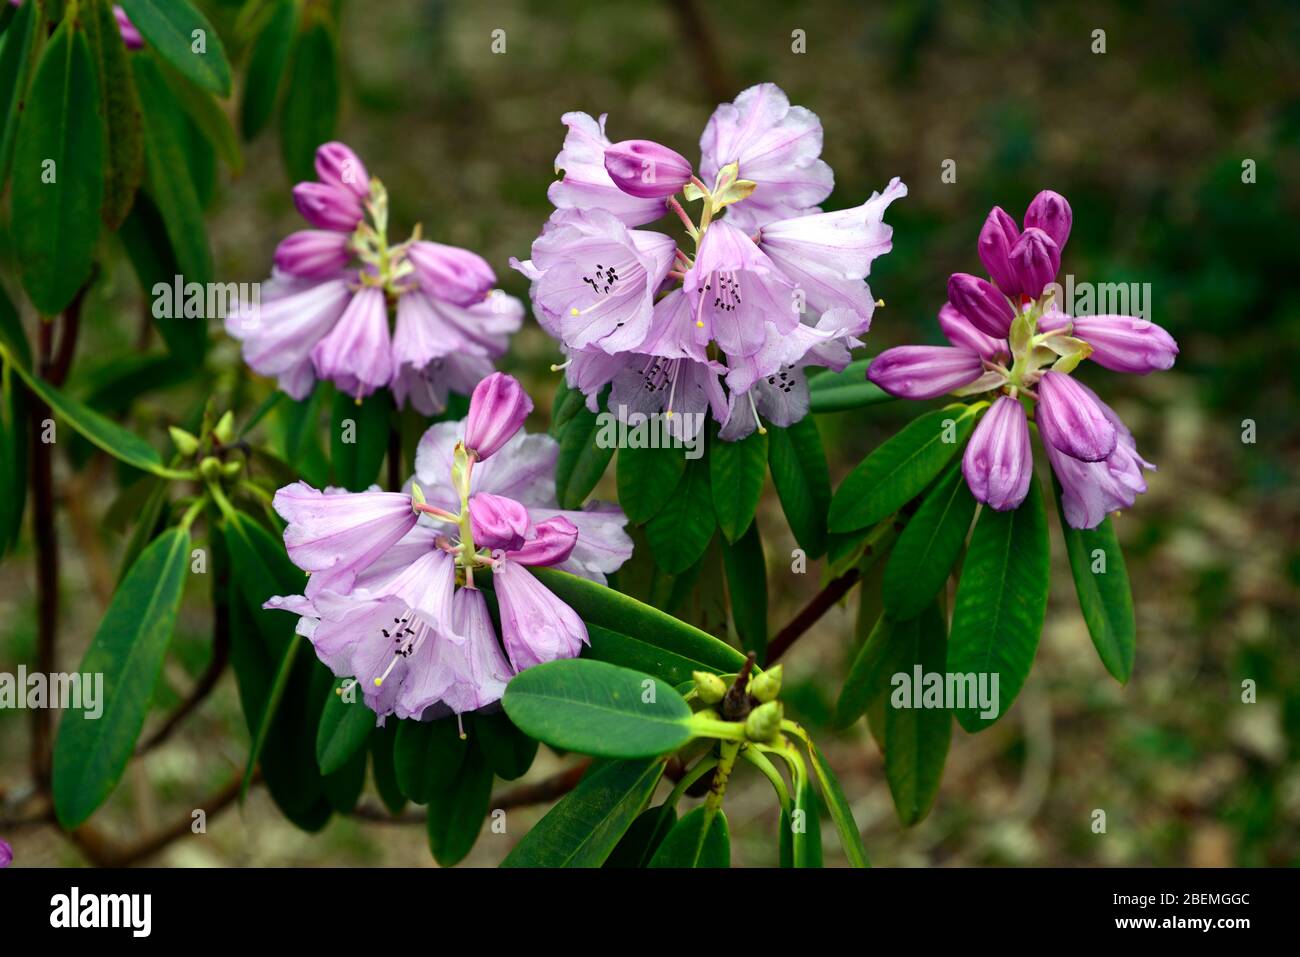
[503,659,694,759]
[133,51,212,286]
[882,465,977,619]
[315,679,375,775]
[330,388,391,491]
[501,758,665,867]
[833,613,900,729]
[118,193,206,365]
[710,428,767,542]
[279,21,337,182]
[472,710,537,782]
[804,739,869,867]
[239,0,293,140]
[118,0,231,96]
[12,18,103,314]
[6,359,165,474]
[648,806,730,867]
[426,741,493,867]
[807,358,892,413]
[1054,485,1135,683]
[528,567,747,682]
[948,474,1050,732]
[115,476,168,582]
[86,0,143,229]
[791,773,823,867]
[882,603,952,825]
[51,527,190,827]
[616,443,685,524]
[321,743,367,814]
[646,456,715,574]
[369,721,406,815]
[0,0,40,190]
[160,58,242,174]
[394,717,468,805]
[768,416,831,558]
[721,520,767,659]
[829,405,979,534]
[604,803,676,868]
[555,399,615,510]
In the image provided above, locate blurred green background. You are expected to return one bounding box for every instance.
[2,0,1298,866]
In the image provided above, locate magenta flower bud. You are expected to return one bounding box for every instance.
[464,372,533,460]
[408,241,495,307]
[938,301,1007,361]
[1070,315,1179,374]
[1035,370,1117,463]
[274,230,351,278]
[315,141,370,199]
[507,516,579,567]
[1023,189,1072,251]
[469,493,531,551]
[114,6,143,50]
[293,182,364,232]
[947,273,1015,338]
[0,836,11,868]
[603,139,693,199]
[867,345,984,400]
[1009,227,1061,298]
[962,396,1032,511]
[978,206,1022,297]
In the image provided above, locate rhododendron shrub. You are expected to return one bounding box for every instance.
[0,2,1171,869]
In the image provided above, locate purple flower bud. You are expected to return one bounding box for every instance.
[603,139,693,199]
[507,516,579,567]
[948,273,1015,339]
[274,230,351,278]
[315,142,370,200]
[1009,227,1061,298]
[293,182,364,232]
[114,6,143,50]
[407,241,496,307]
[1070,315,1179,374]
[867,345,985,400]
[1035,370,1117,462]
[978,206,1022,297]
[0,837,11,868]
[464,372,533,460]
[1023,189,1072,251]
[938,302,1007,361]
[962,396,1032,511]
[469,493,531,551]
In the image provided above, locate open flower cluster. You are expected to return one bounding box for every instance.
[265,373,633,721]
[513,83,906,441]
[868,191,1178,528]
[227,142,522,412]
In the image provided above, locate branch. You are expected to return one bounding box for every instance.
[764,568,861,665]
[665,0,734,103]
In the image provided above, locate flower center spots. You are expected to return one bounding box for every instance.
[375,613,425,686]
[582,263,619,296]
[766,367,796,395]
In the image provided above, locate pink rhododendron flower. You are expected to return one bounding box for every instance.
[265,375,633,721]
[867,190,1172,528]
[517,83,906,441]
[227,142,522,408]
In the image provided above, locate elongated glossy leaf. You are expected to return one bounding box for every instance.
[321,743,367,814]
[316,678,376,775]
[503,659,694,759]
[12,19,103,314]
[501,758,665,867]
[394,717,468,805]
[882,465,976,619]
[161,59,242,174]
[134,51,212,286]
[646,456,715,574]
[529,567,747,680]
[369,721,406,815]
[834,613,898,729]
[7,359,164,473]
[792,774,823,867]
[51,527,190,827]
[882,603,952,825]
[472,710,537,781]
[0,0,39,188]
[948,474,1050,732]
[805,739,869,867]
[279,21,337,182]
[118,0,231,96]
[768,416,831,557]
[86,0,143,229]
[604,803,676,868]
[118,193,206,364]
[807,358,892,413]
[330,388,391,491]
[830,405,980,533]
[426,741,493,867]
[1054,490,1135,682]
[0,376,27,556]
[555,399,616,510]
[721,520,767,659]
[239,0,293,140]
[710,428,767,542]
[616,443,686,525]
[648,806,730,868]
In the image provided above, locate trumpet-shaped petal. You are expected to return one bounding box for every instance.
[685,219,797,357]
[494,562,588,671]
[962,396,1033,510]
[1035,370,1117,462]
[310,286,392,399]
[867,345,984,400]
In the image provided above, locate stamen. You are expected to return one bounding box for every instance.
[747,390,766,435]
